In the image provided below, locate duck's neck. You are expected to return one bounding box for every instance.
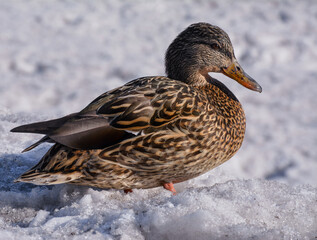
[167,66,211,86]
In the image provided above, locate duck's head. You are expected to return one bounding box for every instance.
[165,23,262,93]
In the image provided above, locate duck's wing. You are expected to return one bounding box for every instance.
[96,77,202,129]
[11,77,202,152]
[91,80,207,176]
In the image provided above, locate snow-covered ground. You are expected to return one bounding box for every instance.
[0,0,316,239]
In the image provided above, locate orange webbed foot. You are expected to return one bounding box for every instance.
[124,189,133,194]
[163,182,177,195]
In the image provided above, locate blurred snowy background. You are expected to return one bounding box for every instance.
[0,0,316,239]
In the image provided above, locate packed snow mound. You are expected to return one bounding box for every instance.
[0,180,316,240]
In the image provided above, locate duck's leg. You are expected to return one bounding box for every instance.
[163,182,177,195]
[124,189,133,194]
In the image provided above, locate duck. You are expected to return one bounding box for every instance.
[11,23,261,194]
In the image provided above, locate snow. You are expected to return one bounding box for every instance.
[0,0,316,239]
[0,181,316,239]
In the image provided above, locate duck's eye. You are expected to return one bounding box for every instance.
[210,43,220,50]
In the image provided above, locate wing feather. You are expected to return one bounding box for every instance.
[12,76,205,152]
[96,78,203,131]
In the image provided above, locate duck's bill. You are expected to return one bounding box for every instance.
[222,62,262,93]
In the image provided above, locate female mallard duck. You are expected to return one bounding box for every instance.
[11,23,261,194]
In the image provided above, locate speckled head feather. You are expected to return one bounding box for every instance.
[165,23,235,85]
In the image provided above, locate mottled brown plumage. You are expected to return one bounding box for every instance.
[11,23,261,193]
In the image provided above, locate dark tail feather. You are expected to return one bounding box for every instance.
[22,136,53,153]
[10,113,78,134]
